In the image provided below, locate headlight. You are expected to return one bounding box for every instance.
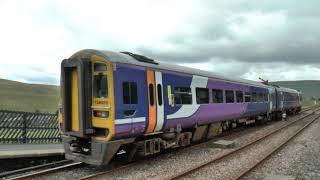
[94,110,109,118]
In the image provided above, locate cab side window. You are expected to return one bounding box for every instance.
[123,82,138,104]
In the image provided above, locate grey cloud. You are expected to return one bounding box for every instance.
[136,0,320,65]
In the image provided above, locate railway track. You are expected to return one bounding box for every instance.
[166,108,320,180]
[78,107,318,180]
[234,113,320,179]
[3,106,316,180]
[3,161,83,180]
[0,159,72,179]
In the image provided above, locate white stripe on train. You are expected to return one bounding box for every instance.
[115,117,146,125]
[167,75,208,120]
[154,71,164,132]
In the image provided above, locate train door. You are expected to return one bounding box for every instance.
[268,90,272,113]
[114,64,148,137]
[154,71,164,132]
[146,70,164,133]
[280,92,284,110]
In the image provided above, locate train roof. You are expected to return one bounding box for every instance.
[276,86,300,94]
[72,49,272,88]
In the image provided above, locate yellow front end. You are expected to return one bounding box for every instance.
[59,52,123,165]
[90,55,115,141]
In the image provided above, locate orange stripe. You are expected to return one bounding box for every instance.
[147,70,156,133]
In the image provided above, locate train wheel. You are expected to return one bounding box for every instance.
[221,121,230,132]
[116,144,138,163]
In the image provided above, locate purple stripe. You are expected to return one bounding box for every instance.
[114,122,146,138]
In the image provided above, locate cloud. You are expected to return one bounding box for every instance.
[138,1,320,65]
[0,0,319,85]
[0,64,59,84]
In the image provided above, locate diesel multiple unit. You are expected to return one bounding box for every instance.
[58,49,302,165]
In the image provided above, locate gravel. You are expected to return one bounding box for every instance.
[183,114,318,180]
[32,109,316,180]
[244,111,320,180]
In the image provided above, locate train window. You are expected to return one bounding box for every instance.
[225,90,234,103]
[212,89,223,103]
[94,63,107,72]
[251,92,257,102]
[264,93,269,102]
[94,73,108,98]
[245,92,251,102]
[149,84,155,106]
[256,93,260,102]
[258,93,264,102]
[122,82,137,104]
[261,93,266,102]
[157,84,163,106]
[174,87,192,105]
[283,92,288,101]
[196,88,209,104]
[236,91,244,103]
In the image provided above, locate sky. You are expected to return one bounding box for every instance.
[0,0,319,85]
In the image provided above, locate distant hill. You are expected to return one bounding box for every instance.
[270,80,320,99]
[0,79,59,113]
[0,79,318,112]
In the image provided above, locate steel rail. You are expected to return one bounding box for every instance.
[0,159,72,178]
[1,107,314,180]
[166,107,319,180]
[78,161,143,180]
[235,113,320,179]
[9,161,83,180]
[79,106,318,180]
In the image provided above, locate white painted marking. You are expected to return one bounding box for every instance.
[115,117,146,125]
[167,75,208,119]
[268,88,272,113]
[280,92,284,109]
[154,71,164,132]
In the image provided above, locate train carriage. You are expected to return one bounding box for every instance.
[58,49,301,165]
[275,87,302,115]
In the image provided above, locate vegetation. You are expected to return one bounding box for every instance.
[270,80,320,99]
[0,79,59,113]
[270,80,320,107]
[302,99,317,107]
[0,79,318,112]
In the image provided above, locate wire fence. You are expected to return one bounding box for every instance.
[0,110,60,144]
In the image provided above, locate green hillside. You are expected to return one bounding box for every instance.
[270,80,320,99]
[0,79,318,113]
[0,79,59,113]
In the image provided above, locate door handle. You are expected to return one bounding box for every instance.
[124,110,136,117]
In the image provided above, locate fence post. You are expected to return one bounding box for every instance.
[22,113,27,143]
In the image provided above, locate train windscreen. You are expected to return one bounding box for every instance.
[94,73,108,98]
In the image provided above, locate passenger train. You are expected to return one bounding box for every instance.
[58,49,302,165]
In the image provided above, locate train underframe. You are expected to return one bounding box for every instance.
[62,106,301,166]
